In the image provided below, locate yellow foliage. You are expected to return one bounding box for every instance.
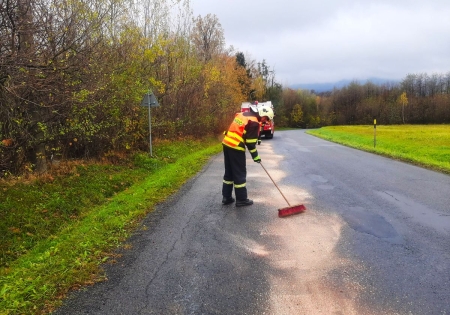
[399,91,408,106]
[316,96,321,104]
[291,104,303,124]
[252,76,266,101]
[210,66,221,82]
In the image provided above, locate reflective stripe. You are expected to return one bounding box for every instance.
[223,180,234,185]
[253,155,260,160]
[228,131,244,142]
[234,183,246,188]
[222,112,259,149]
[223,135,240,146]
[223,142,246,151]
[249,148,257,153]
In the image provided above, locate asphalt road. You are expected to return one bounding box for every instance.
[53,130,450,315]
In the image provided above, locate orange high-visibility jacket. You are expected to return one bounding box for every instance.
[222,112,261,161]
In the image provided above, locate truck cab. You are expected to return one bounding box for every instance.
[241,101,275,139]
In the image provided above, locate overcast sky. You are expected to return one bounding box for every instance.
[189,0,450,86]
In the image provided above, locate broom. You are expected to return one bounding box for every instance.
[260,162,306,217]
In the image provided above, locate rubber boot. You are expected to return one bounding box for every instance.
[236,199,253,207]
[222,182,234,205]
[222,197,235,205]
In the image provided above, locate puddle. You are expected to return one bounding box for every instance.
[340,207,403,244]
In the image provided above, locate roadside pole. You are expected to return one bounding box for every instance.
[140,91,159,156]
[374,119,377,148]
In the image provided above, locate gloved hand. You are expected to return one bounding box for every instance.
[257,140,261,145]
[254,157,261,163]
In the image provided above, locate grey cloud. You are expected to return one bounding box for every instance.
[191,0,450,85]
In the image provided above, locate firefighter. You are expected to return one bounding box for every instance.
[257,122,264,145]
[221,105,274,206]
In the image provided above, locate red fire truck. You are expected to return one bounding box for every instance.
[241,101,275,139]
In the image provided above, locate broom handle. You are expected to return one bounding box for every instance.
[260,162,291,207]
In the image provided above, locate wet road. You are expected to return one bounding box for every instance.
[54,130,450,315]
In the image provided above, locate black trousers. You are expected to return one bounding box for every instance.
[222,145,247,201]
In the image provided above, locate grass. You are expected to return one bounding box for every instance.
[306,124,450,174]
[0,137,222,315]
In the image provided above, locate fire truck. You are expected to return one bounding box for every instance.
[241,101,275,139]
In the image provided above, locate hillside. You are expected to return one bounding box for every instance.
[290,78,400,92]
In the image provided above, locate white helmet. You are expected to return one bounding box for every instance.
[258,106,274,120]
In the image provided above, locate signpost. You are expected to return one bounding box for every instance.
[140,91,159,156]
[374,118,377,148]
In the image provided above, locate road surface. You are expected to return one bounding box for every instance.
[54,130,450,315]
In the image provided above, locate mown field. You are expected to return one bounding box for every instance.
[306,124,450,174]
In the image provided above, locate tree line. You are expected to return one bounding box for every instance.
[275,72,450,128]
[1,0,271,175]
[1,0,449,176]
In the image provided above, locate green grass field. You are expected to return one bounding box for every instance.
[0,138,222,315]
[306,124,450,174]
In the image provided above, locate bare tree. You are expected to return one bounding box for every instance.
[191,14,224,62]
[1,0,128,174]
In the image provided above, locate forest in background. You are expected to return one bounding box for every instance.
[281,72,450,129]
[1,0,449,176]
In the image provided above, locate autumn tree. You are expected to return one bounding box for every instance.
[252,75,266,101]
[398,91,408,123]
[0,0,48,173]
[291,104,303,127]
[0,0,135,174]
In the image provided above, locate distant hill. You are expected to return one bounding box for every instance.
[290,78,400,93]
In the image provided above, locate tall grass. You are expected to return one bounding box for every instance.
[0,138,222,315]
[307,125,450,174]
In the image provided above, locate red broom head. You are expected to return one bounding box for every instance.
[278,204,306,217]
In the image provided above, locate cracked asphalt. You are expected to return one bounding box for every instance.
[53,130,450,315]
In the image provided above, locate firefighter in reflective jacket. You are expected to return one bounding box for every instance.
[221,105,274,207]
